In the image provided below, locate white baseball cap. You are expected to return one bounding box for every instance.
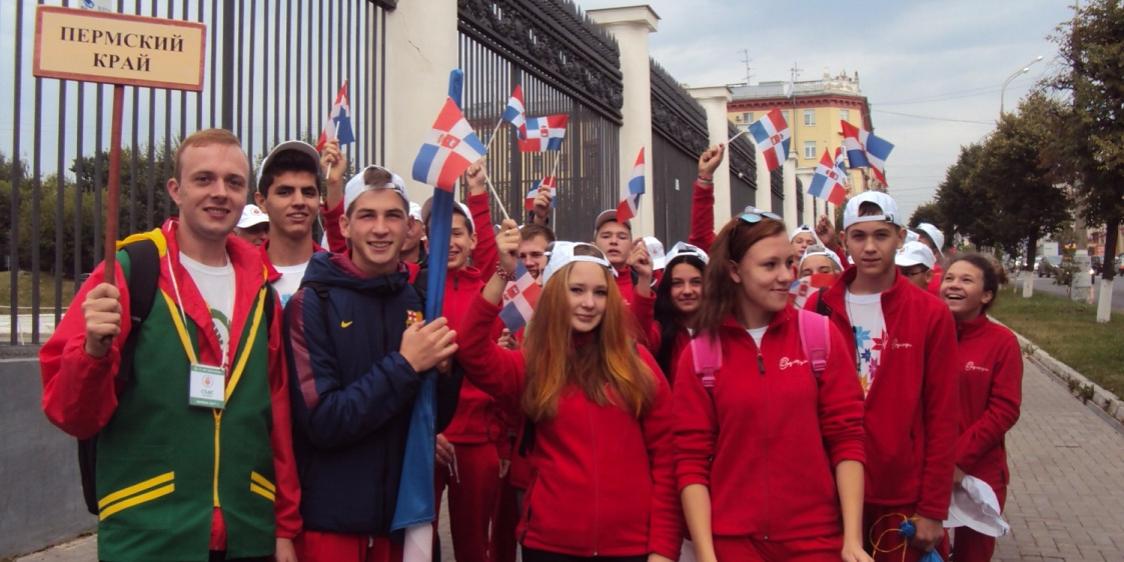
[594,209,630,232]
[344,165,410,212]
[789,224,824,244]
[541,241,617,286]
[915,223,945,255]
[408,201,423,221]
[236,204,270,229]
[665,241,710,266]
[843,191,902,229]
[800,244,843,272]
[895,241,936,269]
[258,140,322,194]
[642,236,667,270]
[420,197,474,234]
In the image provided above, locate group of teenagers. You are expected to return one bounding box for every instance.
[39,130,1023,562]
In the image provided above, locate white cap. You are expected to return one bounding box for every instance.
[789,224,823,244]
[800,245,843,272]
[642,236,667,270]
[906,229,921,243]
[665,241,709,266]
[344,165,410,212]
[408,201,423,221]
[895,241,936,269]
[421,197,473,234]
[594,208,629,232]
[258,140,321,193]
[915,223,945,255]
[236,204,270,229]
[541,241,617,286]
[843,191,902,229]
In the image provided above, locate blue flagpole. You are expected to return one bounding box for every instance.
[390,69,463,535]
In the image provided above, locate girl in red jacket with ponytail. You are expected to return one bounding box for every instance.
[456,221,680,562]
[675,210,871,562]
[939,253,1022,562]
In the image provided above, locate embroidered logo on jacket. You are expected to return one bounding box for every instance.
[888,338,913,350]
[340,320,354,328]
[779,357,809,370]
[406,310,425,327]
[964,361,990,373]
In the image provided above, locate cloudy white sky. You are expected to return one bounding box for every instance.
[577,0,1074,221]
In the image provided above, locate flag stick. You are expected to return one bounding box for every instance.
[549,150,562,226]
[103,84,125,286]
[727,129,748,144]
[483,118,504,155]
[484,175,511,222]
[324,120,340,180]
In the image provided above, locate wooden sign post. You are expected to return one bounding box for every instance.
[33,6,206,284]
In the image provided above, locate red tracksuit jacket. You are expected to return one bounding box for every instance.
[688,180,716,252]
[954,315,1022,492]
[805,268,961,520]
[631,291,689,385]
[455,295,681,559]
[675,309,866,541]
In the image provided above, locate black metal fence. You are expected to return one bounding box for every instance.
[727,122,758,218]
[2,0,390,344]
[649,60,709,244]
[458,0,623,242]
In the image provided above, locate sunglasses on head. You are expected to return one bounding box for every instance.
[739,210,783,224]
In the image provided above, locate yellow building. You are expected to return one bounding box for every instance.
[726,71,876,195]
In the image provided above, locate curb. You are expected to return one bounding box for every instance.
[998,319,1124,433]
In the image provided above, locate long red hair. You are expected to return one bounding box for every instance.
[522,251,655,422]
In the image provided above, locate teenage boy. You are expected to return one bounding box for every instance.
[255,140,345,306]
[592,210,657,307]
[915,222,946,295]
[285,165,461,562]
[805,192,960,562]
[40,129,300,562]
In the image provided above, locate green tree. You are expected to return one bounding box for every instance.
[1051,0,1124,284]
[908,202,944,232]
[968,98,1070,267]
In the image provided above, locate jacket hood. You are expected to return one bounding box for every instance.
[301,251,409,295]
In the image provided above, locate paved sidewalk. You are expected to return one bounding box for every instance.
[993,359,1124,561]
[14,359,1124,562]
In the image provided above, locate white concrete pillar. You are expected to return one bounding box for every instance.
[754,146,771,213]
[1097,278,1113,322]
[588,6,659,238]
[384,0,459,204]
[782,152,798,230]
[688,86,733,225]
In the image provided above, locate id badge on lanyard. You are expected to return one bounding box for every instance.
[189,363,226,409]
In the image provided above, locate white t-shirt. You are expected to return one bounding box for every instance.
[272,262,310,308]
[746,326,768,348]
[845,290,886,397]
[180,252,235,362]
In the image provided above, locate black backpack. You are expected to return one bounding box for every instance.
[78,239,160,515]
[77,240,275,514]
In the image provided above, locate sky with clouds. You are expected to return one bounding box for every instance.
[577,0,1074,221]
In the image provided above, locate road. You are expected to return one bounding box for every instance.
[1031,275,1124,312]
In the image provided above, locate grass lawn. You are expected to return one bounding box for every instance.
[0,270,77,313]
[991,287,1124,397]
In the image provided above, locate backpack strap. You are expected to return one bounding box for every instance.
[690,333,723,390]
[797,308,831,377]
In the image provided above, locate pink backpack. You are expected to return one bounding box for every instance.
[692,309,831,391]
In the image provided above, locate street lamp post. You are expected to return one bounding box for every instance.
[1000,55,1044,115]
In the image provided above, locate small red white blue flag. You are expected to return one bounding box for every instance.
[518,115,568,152]
[499,261,542,332]
[841,120,894,185]
[412,97,487,191]
[808,149,847,205]
[616,147,645,223]
[748,108,791,172]
[833,146,849,184]
[524,176,557,211]
[317,81,355,151]
[502,85,527,139]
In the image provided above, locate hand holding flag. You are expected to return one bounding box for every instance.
[500,261,542,332]
[524,176,557,211]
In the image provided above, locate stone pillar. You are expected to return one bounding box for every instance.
[755,147,771,212]
[687,86,733,224]
[383,0,459,204]
[782,152,798,229]
[1096,278,1113,323]
[588,6,659,238]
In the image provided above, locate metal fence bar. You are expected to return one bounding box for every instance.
[8,0,24,344]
